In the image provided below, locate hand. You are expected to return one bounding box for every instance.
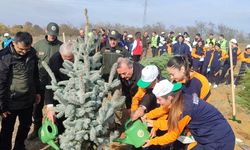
[150,128,156,138]
[131,107,145,121]
[142,140,152,148]
[119,132,126,139]
[47,109,55,123]
[0,111,11,118]
[36,94,41,104]
[146,119,154,127]
[141,115,147,122]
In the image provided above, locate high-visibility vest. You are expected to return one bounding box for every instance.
[151,35,159,48]
[206,38,216,45]
[218,39,227,53]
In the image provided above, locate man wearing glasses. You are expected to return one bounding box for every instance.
[0,32,41,150]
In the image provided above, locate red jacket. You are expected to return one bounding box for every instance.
[132,38,142,55]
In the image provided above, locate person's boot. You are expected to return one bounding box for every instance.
[27,124,40,140]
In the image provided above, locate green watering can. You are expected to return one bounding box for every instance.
[113,119,150,148]
[38,118,60,150]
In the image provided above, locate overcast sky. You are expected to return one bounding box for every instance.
[1,0,250,32]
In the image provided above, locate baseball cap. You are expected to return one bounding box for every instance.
[137,65,159,88]
[230,39,237,44]
[127,34,133,38]
[153,79,182,97]
[4,33,9,37]
[47,22,59,36]
[109,30,120,40]
[246,44,250,49]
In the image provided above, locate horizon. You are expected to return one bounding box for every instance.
[0,0,249,33]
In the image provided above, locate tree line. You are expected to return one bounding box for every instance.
[0,21,249,44]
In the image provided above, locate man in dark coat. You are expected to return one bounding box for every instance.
[0,32,41,150]
[44,42,74,134]
[116,57,144,109]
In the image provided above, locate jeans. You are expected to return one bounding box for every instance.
[151,47,158,57]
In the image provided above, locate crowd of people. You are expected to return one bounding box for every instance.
[88,29,249,88]
[0,22,249,150]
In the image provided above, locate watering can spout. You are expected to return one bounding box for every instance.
[113,137,133,146]
[47,140,60,150]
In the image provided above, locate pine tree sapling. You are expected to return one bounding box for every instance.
[42,9,125,150]
[236,69,250,111]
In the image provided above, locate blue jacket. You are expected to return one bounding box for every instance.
[172,42,191,57]
[211,51,223,70]
[225,47,238,66]
[183,94,234,144]
[2,38,13,48]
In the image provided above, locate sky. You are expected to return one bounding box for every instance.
[0,0,250,32]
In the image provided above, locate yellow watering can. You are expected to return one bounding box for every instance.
[113,119,150,148]
[38,118,60,150]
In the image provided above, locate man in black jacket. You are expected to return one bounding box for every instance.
[116,57,144,109]
[0,32,41,150]
[44,42,74,134]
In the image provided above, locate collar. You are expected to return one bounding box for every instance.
[130,65,137,82]
[45,35,59,45]
[179,70,196,84]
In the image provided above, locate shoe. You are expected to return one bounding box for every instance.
[213,84,218,88]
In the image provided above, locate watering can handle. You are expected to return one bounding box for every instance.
[125,118,133,130]
[45,117,58,130]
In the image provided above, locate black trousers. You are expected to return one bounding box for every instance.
[32,90,45,127]
[132,55,141,62]
[220,63,235,84]
[0,107,33,150]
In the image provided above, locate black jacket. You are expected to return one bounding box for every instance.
[44,52,69,105]
[0,44,40,112]
[119,62,144,108]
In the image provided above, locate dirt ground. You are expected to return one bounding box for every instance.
[210,86,250,150]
